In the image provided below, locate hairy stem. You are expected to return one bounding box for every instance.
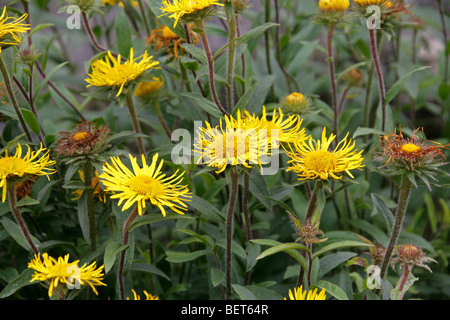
[226,167,239,300]
[7,183,39,255]
[83,162,97,252]
[379,174,412,283]
[242,170,253,241]
[226,1,237,111]
[264,0,275,99]
[327,24,339,142]
[198,21,228,116]
[118,206,139,300]
[0,56,34,143]
[152,100,172,140]
[125,90,145,155]
[369,28,387,132]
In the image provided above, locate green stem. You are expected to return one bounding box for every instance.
[226,2,237,111]
[226,167,239,300]
[0,56,34,143]
[152,100,172,140]
[264,0,275,100]
[7,183,39,255]
[379,174,413,283]
[242,170,252,241]
[118,206,139,300]
[327,24,339,142]
[83,162,97,252]
[125,90,145,155]
[305,180,320,223]
[137,0,151,35]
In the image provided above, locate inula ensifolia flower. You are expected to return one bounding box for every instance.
[99,153,192,216]
[319,0,350,12]
[160,0,224,27]
[194,110,270,174]
[85,48,159,97]
[0,6,30,54]
[127,289,160,300]
[28,252,106,298]
[72,170,107,203]
[284,286,327,300]
[285,127,364,181]
[0,143,56,202]
[54,121,110,157]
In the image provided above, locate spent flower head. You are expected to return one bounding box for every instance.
[391,244,436,273]
[374,127,449,189]
[0,6,30,54]
[54,121,111,157]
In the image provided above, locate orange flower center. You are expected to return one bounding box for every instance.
[401,143,421,154]
[73,131,90,141]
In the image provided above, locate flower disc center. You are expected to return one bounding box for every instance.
[303,150,338,173]
[401,143,421,154]
[129,175,165,197]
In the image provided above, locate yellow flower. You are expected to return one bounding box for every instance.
[85,48,159,97]
[319,0,350,11]
[194,111,270,174]
[0,6,30,54]
[127,289,160,300]
[72,170,107,203]
[134,77,164,97]
[285,127,364,180]
[160,0,224,27]
[102,0,139,7]
[243,106,308,146]
[284,286,326,300]
[353,0,392,6]
[99,153,192,216]
[0,143,56,202]
[28,252,106,298]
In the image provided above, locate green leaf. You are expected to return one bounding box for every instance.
[129,214,195,232]
[28,23,54,37]
[312,241,373,259]
[210,268,225,287]
[316,280,349,300]
[188,195,225,222]
[1,217,40,252]
[20,109,40,136]
[371,193,394,233]
[180,92,224,118]
[15,196,40,208]
[131,262,171,281]
[114,7,133,57]
[385,66,430,105]
[257,243,310,260]
[232,284,257,300]
[165,249,211,263]
[0,133,25,156]
[104,241,130,273]
[0,268,36,299]
[33,61,69,98]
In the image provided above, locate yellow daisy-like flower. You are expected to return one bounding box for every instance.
[284,286,326,300]
[127,289,160,300]
[160,0,224,27]
[85,47,160,97]
[353,0,392,6]
[243,106,309,146]
[28,252,106,298]
[99,153,192,216]
[102,0,139,7]
[194,112,270,174]
[72,170,107,203]
[285,127,364,180]
[0,6,30,54]
[0,143,56,202]
[319,0,350,11]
